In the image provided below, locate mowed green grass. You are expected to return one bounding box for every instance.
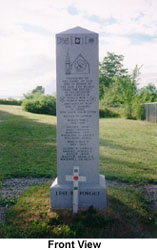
[0,105,157,238]
[0,105,57,179]
[100,118,157,184]
[0,104,157,184]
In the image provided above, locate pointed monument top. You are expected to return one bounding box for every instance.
[57,26,97,35]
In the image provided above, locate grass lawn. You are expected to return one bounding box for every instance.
[0,104,157,238]
[0,105,57,179]
[100,118,157,184]
[0,105,156,184]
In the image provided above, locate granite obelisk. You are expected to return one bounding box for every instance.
[50,27,107,209]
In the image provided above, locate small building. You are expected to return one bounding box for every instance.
[143,102,157,123]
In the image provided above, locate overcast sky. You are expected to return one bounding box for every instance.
[0,0,157,98]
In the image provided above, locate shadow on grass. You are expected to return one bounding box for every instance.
[100,138,149,153]
[100,137,157,184]
[0,108,57,179]
[100,154,157,184]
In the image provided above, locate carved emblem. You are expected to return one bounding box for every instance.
[65,51,90,75]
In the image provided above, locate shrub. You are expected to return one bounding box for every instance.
[99,108,119,118]
[22,95,56,115]
[132,102,145,120]
[121,100,145,120]
[120,104,133,119]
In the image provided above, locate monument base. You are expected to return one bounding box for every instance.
[50,175,107,209]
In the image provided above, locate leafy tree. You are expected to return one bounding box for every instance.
[99,51,155,120]
[32,86,45,95]
[100,65,139,107]
[23,86,45,99]
[130,65,142,88]
[115,76,137,105]
[139,84,157,103]
[99,52,128,99]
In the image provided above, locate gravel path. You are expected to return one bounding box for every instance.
[0,178,157,224]
[107,180,143,189]
[0,177,51,199]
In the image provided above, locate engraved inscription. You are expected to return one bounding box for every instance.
[57,37,70,44]
[59,75,97,162]
[55,191,100,196]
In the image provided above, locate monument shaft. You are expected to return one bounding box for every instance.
[56,29,99,185]
[50,27,107,209]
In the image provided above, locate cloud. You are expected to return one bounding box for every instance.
[67,6,80,15]
[0,0,157,97]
